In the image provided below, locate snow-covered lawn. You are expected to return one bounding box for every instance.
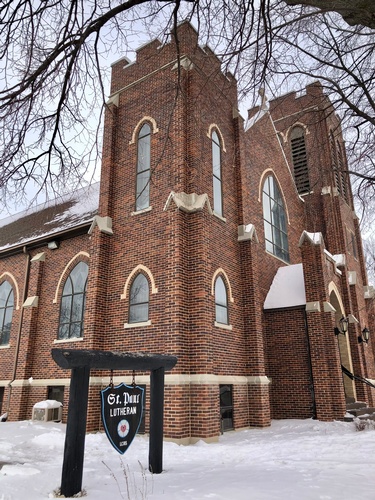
[0,418,374,499]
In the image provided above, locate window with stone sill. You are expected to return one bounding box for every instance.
[136,123,151,212]
[58,261,88,340]
[128,273,149,324]
[212,130,223,217]
[215,275,229,325]
[262,175,290,263]
[0,281,14,346]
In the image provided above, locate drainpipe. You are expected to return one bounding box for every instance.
[6,246,31,415]
[304,309,317,419]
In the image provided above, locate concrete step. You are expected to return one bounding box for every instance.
[348,407,375,417]
[344,413,375,422]
[344,401,375,422]
[346,401,368,410]
[358,413,375,421]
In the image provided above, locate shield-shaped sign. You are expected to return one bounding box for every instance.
[101,383,144,454]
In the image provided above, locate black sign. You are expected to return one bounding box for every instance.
[101,383,144,454]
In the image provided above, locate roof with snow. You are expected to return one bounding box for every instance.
[0,183,99,254]
[264,263,306,309]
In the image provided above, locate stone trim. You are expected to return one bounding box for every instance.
[31,252,45,262]
[213,211,227,222]
[348,271,357,285]
[10,374,271,387]
[129,116,159,145]
[247,376,271,385]
[211,268,234,303]
[23,296,39,308]
[172,56,194,71]
[53,252,90,303]
[323,301,336,312]
[88,215,113,235]
[206,124,227,152]
[124,320,152,329]
[306,301,321,312]
[131,206,152,216]
[53,337,84,344]
[299,230,323,247]
[238,224,259,242]
[214,321,233,331]
[164,192,212,214]
[0,272,20,310]
[121,264,158,299]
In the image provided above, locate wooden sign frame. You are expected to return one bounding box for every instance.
[52,348,177,498]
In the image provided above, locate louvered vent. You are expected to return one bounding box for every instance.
[291,130,310,194]
[337,143,348,203]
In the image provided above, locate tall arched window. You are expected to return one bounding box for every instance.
[215,276,228,325]
[129,273,149,323]
[212,130,223,216]
[0,281,14,345]
[290,126,310,194]
[136,123,151,211]
[58,262,88,340]
[262,175,289,262]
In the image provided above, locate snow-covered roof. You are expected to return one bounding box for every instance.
[264,263,306,309]
[0,183,99,253]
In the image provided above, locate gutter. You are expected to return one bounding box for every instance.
[0,221,93,258]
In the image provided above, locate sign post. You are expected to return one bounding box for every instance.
[52,349,177,498]
[149,367,165,473]
[61,365,90,498]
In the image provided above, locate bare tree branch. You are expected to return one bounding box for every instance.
[285,0,375,28]
[0,0,374,223]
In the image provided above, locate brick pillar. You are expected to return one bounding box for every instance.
[82,99,119,430]
[300,232,346,420]
[238,228,271,427]
[12,252,46,420]
[190,384,221,440]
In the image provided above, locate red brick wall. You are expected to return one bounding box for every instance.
[264,308,314,419]
[1,22,375,440]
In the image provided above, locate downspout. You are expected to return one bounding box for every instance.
[6,246,31,414]
[304,309,317,419]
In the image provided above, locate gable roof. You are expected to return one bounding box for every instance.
[0,183,99,254]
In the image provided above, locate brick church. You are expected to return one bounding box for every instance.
[1,21,374,442]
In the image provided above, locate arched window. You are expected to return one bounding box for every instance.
[215,276,228,325]
[136,123,151,211]
[212,130,223,216]
[290,126,310,194]
[262,175,289,262]
[58,262,88,340]
[129,273,149,323]
[0,281,14,345]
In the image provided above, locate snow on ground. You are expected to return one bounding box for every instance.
[0,418,374,499]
